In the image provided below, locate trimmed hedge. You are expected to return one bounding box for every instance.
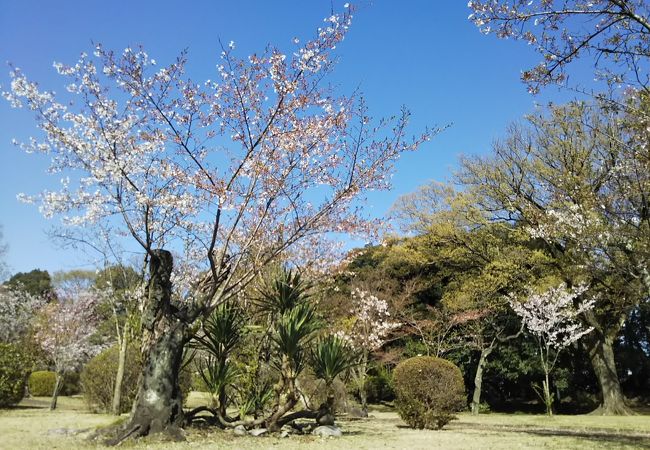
[28,370,57,396]
[393,356,466,430]
[0,343,30,408]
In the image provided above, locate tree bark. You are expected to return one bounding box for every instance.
[107,250,189,444]
[111,333,128,415]
[470,346,493,415]
[49,372,63,411]
[585,333,633,415]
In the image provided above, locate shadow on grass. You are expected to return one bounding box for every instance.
[458,422,650,449]
[522,428,650,448]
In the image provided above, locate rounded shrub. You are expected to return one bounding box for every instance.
[28,370,57,397]
[81,344,193,413]
[0,343,31,408]
[81,344,142,413]
[393,356,466,430]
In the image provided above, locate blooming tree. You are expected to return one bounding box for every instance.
[4,6,431,440]
[468,0,650,93]
[0,287,45,343]
[509,283,595,415]
[35,289,103,410]
[338,288,400,411]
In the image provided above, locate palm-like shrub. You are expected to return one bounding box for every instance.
[273,302,320,374]
[393,356,466,430]
[193,302,244,415]
[311,335,357,387]
[256,269,312,315]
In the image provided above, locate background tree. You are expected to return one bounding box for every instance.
[468,0,650,93]
[4,6,431,441]
[4,269,55,300]
[0,287,45,344]
[458,101,649,414]
[35,289,103,410]
[509,283,596,415]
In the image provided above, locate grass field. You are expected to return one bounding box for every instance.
[1,393,649,449]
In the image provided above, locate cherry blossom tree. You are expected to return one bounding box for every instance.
[468,1,650,93]
[4,6,431,441]
[509,283,595,415]
[338,288,400,411]
[0,287,45,343]
[35,289,103,410]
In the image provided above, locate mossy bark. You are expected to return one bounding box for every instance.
[107,250,190,444]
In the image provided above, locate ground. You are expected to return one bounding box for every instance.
[1,393,649,449]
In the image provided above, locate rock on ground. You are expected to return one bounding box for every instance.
[312,425,342,437]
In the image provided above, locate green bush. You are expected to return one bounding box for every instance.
[81,344,142,413]
[365,364,394,403]
[28,370,56,396]
[393,356,466,430]
[81,344,193,414]
[0,343,31,408]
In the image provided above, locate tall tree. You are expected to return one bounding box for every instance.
[458,101,649,414]
[4,7,431,441]
[5,269,55,300]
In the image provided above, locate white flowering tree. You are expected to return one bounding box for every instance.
[338,288,400,411]
[0,287,45,343]
[468,1,650,94]
[509,283,595,415]
[4,6,431,441]
[35,289,103,410]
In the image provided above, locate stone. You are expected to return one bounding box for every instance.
[312,425,342,437]
[347,407,368,418]
[249,428,268,437]
[233,425,247,436]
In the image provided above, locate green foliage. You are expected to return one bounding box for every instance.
[5,269,54,299]
[0,343,30,407]
[393,356,466,429]
[365,363,394,403]
[81,343,193,414]
[80,344,142,413]
[256,268,312,315]
[28,371,56,397]
[273,302,321,373]
[310,335,357,386]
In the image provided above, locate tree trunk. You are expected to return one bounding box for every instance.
[470,346,493,415]
[49,372,63,411]
[107,250,189,444]
[357,352,368,412]
[586,333,633,415]
[111,334,128,415]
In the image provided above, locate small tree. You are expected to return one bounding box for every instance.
[338,288,399,411]
[509,283,595,415]
[35,290,103,409]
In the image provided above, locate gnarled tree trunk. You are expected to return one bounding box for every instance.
[107,250,190,444]
[585,333,632,415]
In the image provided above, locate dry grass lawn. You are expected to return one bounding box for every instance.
[1,393,649,449]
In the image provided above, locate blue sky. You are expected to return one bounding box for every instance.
[0,1,589,275]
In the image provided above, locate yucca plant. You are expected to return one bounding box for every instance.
[311,335,358,387]
[193,301,245,416]
[256,268,312,315]
[273,303,321,374]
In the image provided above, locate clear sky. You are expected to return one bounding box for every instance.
[0,0,589,276]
